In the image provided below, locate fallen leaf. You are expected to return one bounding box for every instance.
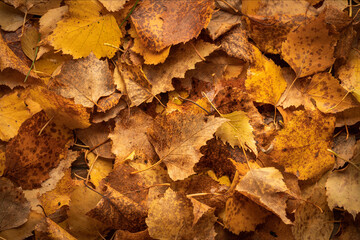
[4,0,62,15]
[97,92,122,113]
[35,217,77,239]
[147,111,228,181]
[0,90,32,141]
[114,229,152,240]
[337,49,360,102]
[224,192,269,234]
[48,0,121,59]
[206,10,243,40]
[269,110,335,180]
[216,111,258,155]
[281,11,337,77]
[252,215,295,240]
[20,26,39,61]
[335,107,360,127]
[246,47,287,105]
[0,2,24,31]
[236,167,292,224]
[49,53,114,108]
[131,0,214,51]
[143,39,218,97]
[326,153,360,218]
[0,177,30,231]
[39,6,69,37]
[99,0,126,12]
[4,111,73,189]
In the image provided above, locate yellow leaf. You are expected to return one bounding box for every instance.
[35,218,77,240]
[269,110,335,180]
[246,47,287,105]
[86,152,113,188]
[216,111,258,155]
[337,49,360,103]
[49,0,121,59]
[0,91,32,141]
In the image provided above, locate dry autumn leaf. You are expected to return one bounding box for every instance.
[48,0,121,59]
[131,0,214,51]
[147,111,228,181]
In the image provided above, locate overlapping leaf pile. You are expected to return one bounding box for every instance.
[1,0,360,239]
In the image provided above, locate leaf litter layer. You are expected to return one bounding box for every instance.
[1,0,360,239]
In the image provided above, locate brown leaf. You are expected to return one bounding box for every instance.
[281,11,338,77]
[131,0,214,51]
[0,177,30,231]
[4,111,73,189]
[236,167,292,225]
[114,229,153,240]
[34,217,76,239]
[49,52,114,108]
[206,10,243,40]
[147,111,228,181]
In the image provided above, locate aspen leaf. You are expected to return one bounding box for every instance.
[49,53,114,108]
[326,156,360,219]
[0,90,32,141]
[4,111,72,190]
[281,11,337,78]
[48,0,121,59]
[99,0,126,12]
[216,111,258,155]
[0,2,24,31]
[337,49,360,102]
[246,47,287,105]
[147,112,228,181]
[131,0,214,52]
[269,110,335,180]
[236,167,292,225]
[0,177,30,231]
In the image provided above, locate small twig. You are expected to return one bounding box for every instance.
[104,43,124,52]
[190,42,206,61]
[73,173,87,181]
[37,204,48,217]
[86,154,99,184]
[327,149,360,171]
[24,36,40,83]
[38,115,54,136]
[177,95,209,114]
[186,192,222,198]
[73,143,90,149]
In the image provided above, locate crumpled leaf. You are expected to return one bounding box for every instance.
[337,49,360,102]
[147,111,228,181]
[0,177,30,231]
[49,53,114,108]
[131,0,214,51]
[143,39,218,97]
[0,90,32,141]
[269,110,335,180]
[0,2,24,31]
[4,111,72,190]
[236,167,292,224]
[48,0,121,59]
[326,153,360,218]
[224,192,269,234]
[35,217,77,239]
[246,47,287,105]
[281,11,337,77]
[216,111,258,155]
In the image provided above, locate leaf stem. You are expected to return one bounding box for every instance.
[24,37,40,83]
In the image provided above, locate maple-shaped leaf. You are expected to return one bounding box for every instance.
[0,177,30,231]
[147,111,228,181]
[4,111,72,190]
[48,53,114,108]
[27,86,91,129]
[0,90,32,141]
[246,47,287,105]
[35,217,76,239]
[269,110,335,180]
[224,192,269,234]
[337,49,360,102]
[48,0,121,59]
[281,10,337,78]
[131,0,214,52]
[143,39,218,97]
[326,155,360,219]
[236,167,292,225]
[215,110,258,155]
